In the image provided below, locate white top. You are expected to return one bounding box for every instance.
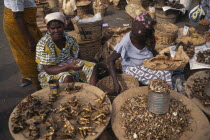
[4,0,36,12]
[114,32,153,71]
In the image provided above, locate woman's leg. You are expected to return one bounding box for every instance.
[63,75,74,83]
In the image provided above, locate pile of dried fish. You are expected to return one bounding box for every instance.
[64,83,82,94]
[199,19,210,25]
[57,94,110,139]
[120,95,192,140]
[176,33,206,46]
[187,72,210,106]
[196,49,210,64]
[176,42,195,59]
[149,79,171,93]
[10,84,110,139]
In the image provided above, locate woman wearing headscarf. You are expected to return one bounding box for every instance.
[3,0,42,89]
[36,12,97,88]
[109,12,172,94]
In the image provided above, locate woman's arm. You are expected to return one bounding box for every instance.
[43,61,83,75]
[13,12,37,51]
[108,51,121,95]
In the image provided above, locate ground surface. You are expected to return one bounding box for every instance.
[0,0,201,139]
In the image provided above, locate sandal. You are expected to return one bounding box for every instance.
[20,79,32,87]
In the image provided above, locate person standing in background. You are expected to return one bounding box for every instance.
[3,0,43,89]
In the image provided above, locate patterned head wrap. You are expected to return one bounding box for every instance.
[45,12,66,25]
[131,12,156,38]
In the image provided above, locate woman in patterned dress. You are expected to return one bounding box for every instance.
[109,12,172,94]
[36,12,97,88]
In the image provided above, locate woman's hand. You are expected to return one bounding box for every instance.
[67,61,84,71]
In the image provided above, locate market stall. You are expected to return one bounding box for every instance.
[9,83,112,140]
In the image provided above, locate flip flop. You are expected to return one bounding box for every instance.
[20,80,32,87]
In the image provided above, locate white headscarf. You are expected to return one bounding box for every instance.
[45,12,66,25]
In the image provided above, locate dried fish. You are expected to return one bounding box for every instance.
[149,79,171,93]
[120,95,192,140]
[188,73,210,106]
[64,83,82,94]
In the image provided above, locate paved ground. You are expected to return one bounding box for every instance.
[0,0,201,140]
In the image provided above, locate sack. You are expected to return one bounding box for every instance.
[143,46,189,70]
[189,5,203,22]
[180,0,192,10]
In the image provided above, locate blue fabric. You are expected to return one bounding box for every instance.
[114,32,153,72]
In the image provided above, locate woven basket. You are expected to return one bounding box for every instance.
[78,39,102,62]
[76,1,92,16]
[155,9,177,23]
[77,20,103,41]
[96,74,139,94]
[155,22,178,44]
[93,5,108,16]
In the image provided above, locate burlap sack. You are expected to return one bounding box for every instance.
[143,46,189,70]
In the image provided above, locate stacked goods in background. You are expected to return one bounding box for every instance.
[69,5,103,62]
[155,22,178,52]
[76,1,92,16]
[93,0,109,16]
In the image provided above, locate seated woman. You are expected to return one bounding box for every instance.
[109,12,172,94]
[36,12,97,88]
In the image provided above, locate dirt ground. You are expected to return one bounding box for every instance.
[0,0,204,139]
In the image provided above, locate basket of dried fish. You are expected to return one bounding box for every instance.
[112,86,210,140]
[155,22,178,45]
[176,33,206,46]
[9,83,112,140]
[148,79,171,114]
[76,1,92,16]
[96,74,139,95]
[185,70,210,117]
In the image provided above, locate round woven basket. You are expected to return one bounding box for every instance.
[155,22,178,44]
[76,1,92,16]
[93,5,108,16]
[77,20,103,41]
[96,74,139,95]
[155,9,177,23]
[78,39,102,62]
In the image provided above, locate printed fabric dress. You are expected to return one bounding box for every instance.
[36,32,95,88]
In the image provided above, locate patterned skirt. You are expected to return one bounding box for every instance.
[124,65,172,86]
[38,59,95,88]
